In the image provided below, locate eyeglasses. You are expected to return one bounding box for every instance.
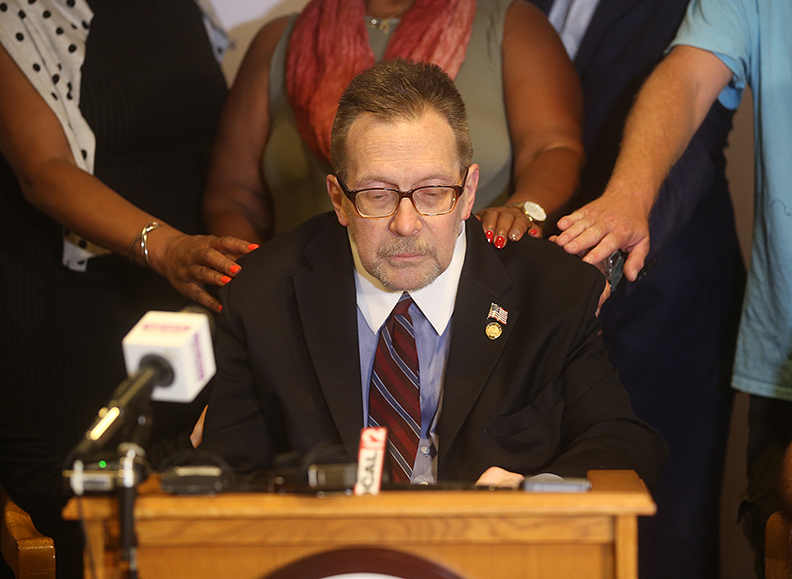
[337,167,469,218]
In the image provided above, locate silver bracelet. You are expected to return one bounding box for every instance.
[138,221,160,267]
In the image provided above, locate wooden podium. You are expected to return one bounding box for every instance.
[63,470,654,579]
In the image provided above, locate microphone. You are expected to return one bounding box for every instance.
[122,308,215,403]
[70,309,216,459]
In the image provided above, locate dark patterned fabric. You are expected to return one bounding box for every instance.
[368,294,421,482]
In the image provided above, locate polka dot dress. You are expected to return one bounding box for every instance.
[0,0,95,172]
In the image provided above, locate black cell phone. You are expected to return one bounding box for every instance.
[603,250,627,290]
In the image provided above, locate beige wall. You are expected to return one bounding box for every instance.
[727,91,755,264]
[218,0,309,84]
[720,92,755,579]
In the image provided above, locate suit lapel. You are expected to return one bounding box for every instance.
[573,0,633,72]
[438,221,517,469]
[293,218,363,458]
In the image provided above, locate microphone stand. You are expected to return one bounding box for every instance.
[68,405,152,579]
[119,443,142,579]
[118,396,155,579]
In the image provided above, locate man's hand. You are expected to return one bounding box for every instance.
[548,46,735,284]
[476,206,540,249]
[475,466,526,489]
[551,190,651,282]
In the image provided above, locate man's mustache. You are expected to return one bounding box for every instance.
[377,237,438,260]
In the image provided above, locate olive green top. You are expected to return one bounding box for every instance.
[264,0,513,235]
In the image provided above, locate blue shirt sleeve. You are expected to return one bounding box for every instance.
[670,0,758,110]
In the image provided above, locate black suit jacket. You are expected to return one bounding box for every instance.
[201,214,666,485]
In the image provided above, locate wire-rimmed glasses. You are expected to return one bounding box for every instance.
[337,167,469,218]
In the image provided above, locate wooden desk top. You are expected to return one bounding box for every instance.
[63,470,655,522]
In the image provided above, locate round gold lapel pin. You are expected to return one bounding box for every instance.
[485,321,503,340]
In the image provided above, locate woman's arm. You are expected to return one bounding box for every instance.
[477,0,584,248]
[0,44,253,313]
[203,17,290,244]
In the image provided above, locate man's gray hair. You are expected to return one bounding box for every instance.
[330,59,473,180]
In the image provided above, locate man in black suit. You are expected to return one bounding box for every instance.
[199,59,666,488]
[529,1,745,577]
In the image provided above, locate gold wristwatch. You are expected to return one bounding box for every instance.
[506,201,547,226]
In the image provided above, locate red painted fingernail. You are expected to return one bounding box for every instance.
[247,244,259,251]
[485,230,494,242]
[230,264,241,274]
[529,228,539,237]
[221,275,232,284]
[494,236,506,249]
[218,304,223,312]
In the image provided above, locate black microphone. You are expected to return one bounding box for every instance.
[69,356,174,459]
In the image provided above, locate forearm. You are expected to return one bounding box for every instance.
[18,155,254,312]
[203,17,286,245]
[477,141,582,245]
[605,46,732,214]
[503,2,584,239]
[18,158,165,260]
[509,144,583,222]
[494,0,583,239]
[204,183,272,244]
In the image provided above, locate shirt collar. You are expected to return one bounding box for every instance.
[351,224,467,335]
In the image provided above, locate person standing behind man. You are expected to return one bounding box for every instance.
[204,0,583,250]
[550,0,789,576]
[528,0,745,578]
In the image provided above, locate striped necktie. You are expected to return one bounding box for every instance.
[368,292,421,483]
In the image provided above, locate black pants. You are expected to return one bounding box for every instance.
[599,193,744,579]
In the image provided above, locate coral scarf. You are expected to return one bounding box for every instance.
[286,0,477,164]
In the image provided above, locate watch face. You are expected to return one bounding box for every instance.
[523,202,546,222]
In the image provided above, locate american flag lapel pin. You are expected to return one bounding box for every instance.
[485,303,508,340]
